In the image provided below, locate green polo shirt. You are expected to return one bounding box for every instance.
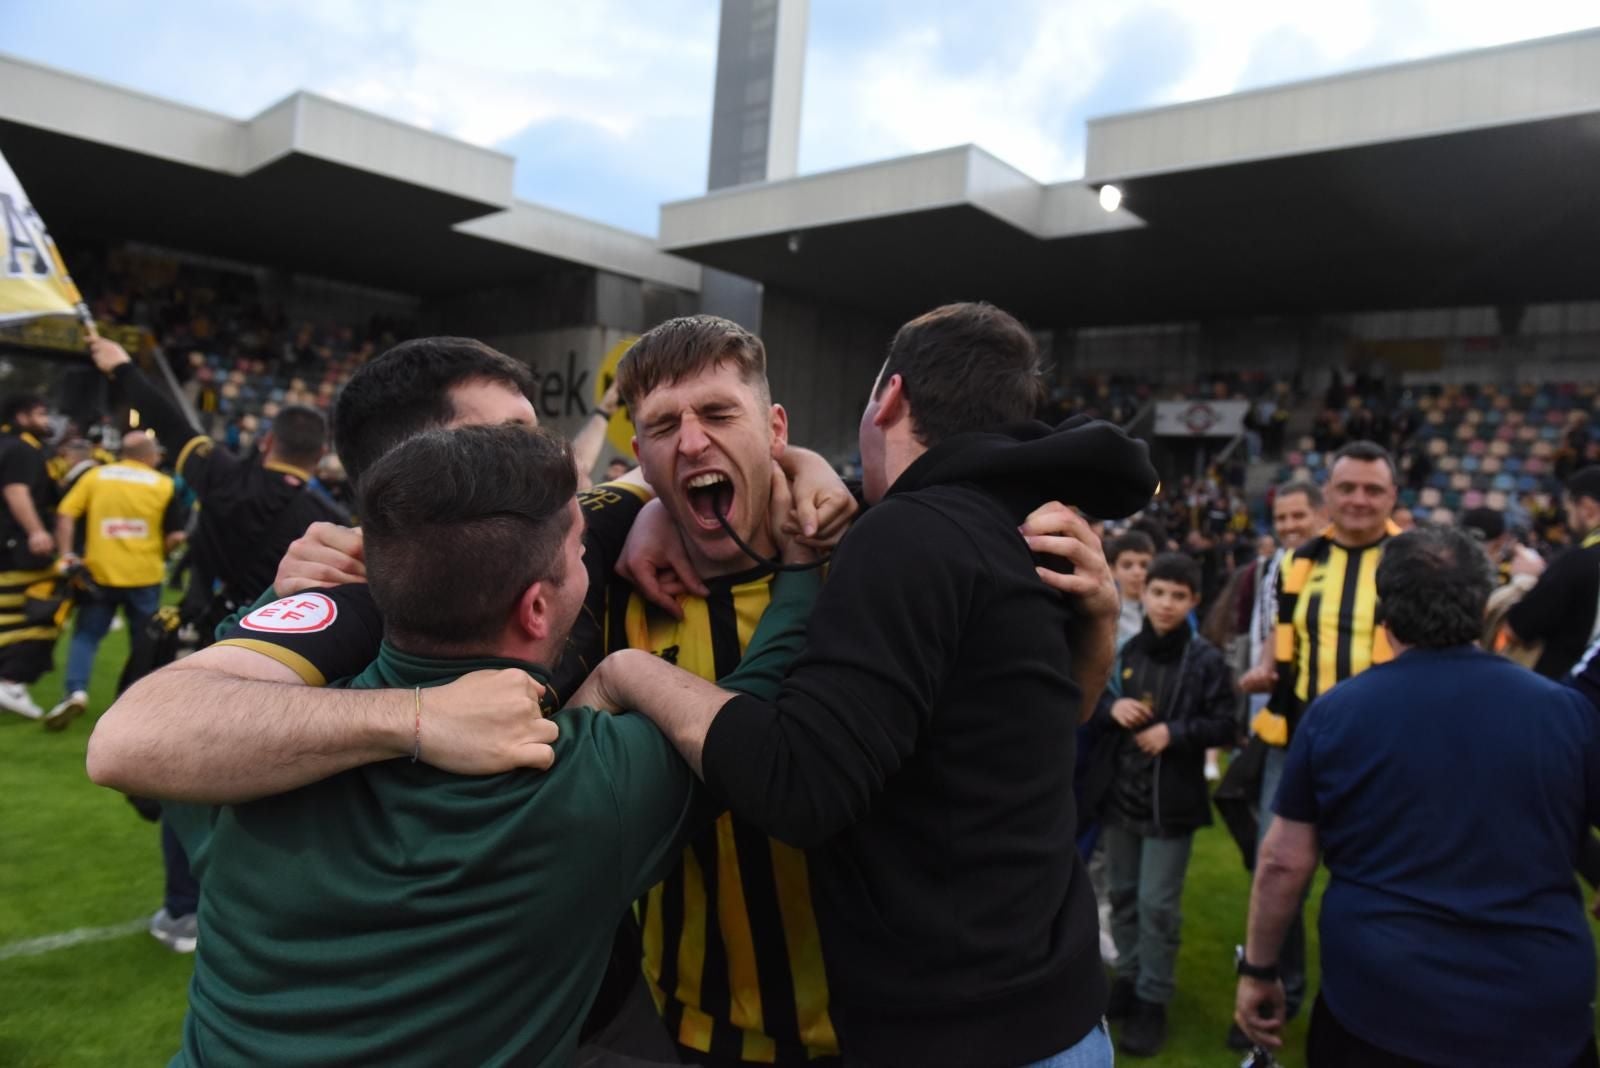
[169,570,817,1067]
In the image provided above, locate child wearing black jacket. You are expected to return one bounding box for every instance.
[1094,552,1237,1057]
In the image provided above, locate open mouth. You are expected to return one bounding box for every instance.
[685,472,735,529]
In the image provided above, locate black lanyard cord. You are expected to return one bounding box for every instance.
[714,502,831,574]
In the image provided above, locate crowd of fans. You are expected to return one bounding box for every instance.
[9,251,1600,1066]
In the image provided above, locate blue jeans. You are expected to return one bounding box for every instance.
[161,819,199,917]
[65,584,161,696]
[1258,744,1308,1018]
[1020,1021,1113,1068]
[1104,824,1195,1005]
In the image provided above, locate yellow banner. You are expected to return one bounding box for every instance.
[0,148,86,326]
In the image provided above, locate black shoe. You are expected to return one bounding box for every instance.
[1105,977,1136,1020]
[1226,1021,1253,1050]
[1119,998,1168,1058]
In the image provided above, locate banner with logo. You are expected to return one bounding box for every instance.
[0,147,88,326]
[1154,399,1250,438]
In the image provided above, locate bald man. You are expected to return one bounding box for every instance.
[49,431,187,730]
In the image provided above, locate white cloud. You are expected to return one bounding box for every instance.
[798,0,1600,182]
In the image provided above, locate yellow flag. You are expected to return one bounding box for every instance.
[0,148,87,326]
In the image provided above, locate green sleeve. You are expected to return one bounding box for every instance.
[585,711,715,906]
[715,570,822,700]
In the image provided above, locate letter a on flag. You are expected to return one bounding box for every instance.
[0,147,88,327]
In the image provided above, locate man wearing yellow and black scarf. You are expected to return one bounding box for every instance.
[1227,440,1399,1048]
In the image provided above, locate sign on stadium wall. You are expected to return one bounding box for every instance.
[1154,399,1250,438]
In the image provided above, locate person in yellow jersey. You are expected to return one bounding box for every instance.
[48,431,187,729]
[1229,439,1399,1047]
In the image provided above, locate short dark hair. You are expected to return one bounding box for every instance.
[1329,440,1397,482]
[1,394,46,425]
[1566,465,1600,505]
[1106,530,1156,565]
[1375,527,1491,648]
[332,337,536,491]
[268,405,327,469]
[877,302,1043,447]
[360,425,577,656]
[1146,552,1202,596]
[1276,479,1324,509]
[615,315,769,412]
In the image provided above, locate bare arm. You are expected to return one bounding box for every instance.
[55,512,77,560]
[5,483,47,537]
[571,382,620,485]
[87,646,413,802]
[581,648,729,776]
[86,646,558,803]
[1235,816,1319,1048]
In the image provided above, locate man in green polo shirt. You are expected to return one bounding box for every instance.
[166,424,816,1067]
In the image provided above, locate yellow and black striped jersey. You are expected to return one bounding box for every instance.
[605,569,837,1064]
[1253,521,1400,746]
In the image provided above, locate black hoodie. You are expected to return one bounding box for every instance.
[701,417,1157,1068]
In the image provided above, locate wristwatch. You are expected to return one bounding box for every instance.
[1235,945,1279,981]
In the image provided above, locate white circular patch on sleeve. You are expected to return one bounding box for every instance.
[239,593,339,634]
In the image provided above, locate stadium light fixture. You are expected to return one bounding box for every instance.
[1098,184,1123,213]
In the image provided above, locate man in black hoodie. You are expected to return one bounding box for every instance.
[577,302,1160,1068]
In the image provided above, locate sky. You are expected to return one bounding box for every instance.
[5,0,1599,234]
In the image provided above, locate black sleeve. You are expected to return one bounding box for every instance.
[700,498,976,848]
[212,584,384,686]
[163,490,190,537]
[0,439,41,490]
[1506,551,1588,643]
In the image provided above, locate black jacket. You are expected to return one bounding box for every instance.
[701,417,1157,1068]
[1086,626,1238,834]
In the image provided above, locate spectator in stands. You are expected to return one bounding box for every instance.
[1390,505,1415,532]
[0,394,65,723]
[1505,467,1600,680]
[51,432,187,729]
[1099,552,1238,1056]
[1235,527,1600,1068]
[604,458,632,481]
[1108,531,1156,649]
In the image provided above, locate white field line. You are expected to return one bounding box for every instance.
[0,917,148,960]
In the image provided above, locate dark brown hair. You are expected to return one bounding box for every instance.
[615,315,769,411]
[878,302,1043,447]
[361,425,576,655]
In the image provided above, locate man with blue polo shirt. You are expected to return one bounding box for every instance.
[1235,526,1600,1067]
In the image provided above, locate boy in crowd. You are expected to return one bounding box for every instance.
[1108,531,1156,648]
[1096,552,1238,1056]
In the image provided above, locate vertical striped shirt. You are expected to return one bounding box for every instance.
[606,569,837,1064]
[1253,522,1400,746]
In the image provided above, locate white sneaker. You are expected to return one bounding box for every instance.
[0,680,43,719]
[43,690,88,733]
[148,907,198,954]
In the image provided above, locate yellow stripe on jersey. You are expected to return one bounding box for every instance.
[1350,546,1383,677]
[213,638,328,686]
[1313,547,1349,699]
[612,572,836,1064]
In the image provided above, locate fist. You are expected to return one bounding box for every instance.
[87,337,133,375]
[1111,698,1153,729]
[27,530,55,557]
